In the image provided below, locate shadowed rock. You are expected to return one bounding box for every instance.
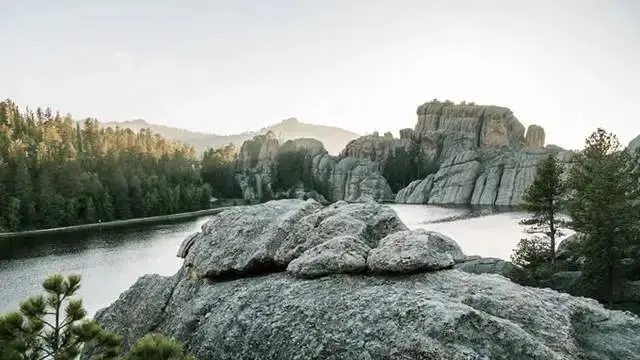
[454,257,516,277]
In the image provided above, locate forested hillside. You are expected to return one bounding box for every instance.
[0,100,212,232]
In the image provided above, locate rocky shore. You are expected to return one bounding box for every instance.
[89,199,640,359]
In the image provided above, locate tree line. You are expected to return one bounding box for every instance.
[512,128,640,309]
[0,99,213,232]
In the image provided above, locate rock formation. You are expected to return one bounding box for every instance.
[233,100,569,206]
[89,200,640,359]
[393,101,571,206]
[628,135,640,155]
[414,102,526,148]
[234,132,393,203]
[525,124,546,148]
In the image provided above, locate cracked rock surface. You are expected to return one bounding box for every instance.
[87,200,640,360]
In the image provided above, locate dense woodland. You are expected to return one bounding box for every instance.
[0,100,213,232]
[200,144,243,199]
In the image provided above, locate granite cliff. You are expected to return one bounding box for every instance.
[234,132,393,203]
[88,200,640,359]
[232,100,570,206]
[343,101,572,206]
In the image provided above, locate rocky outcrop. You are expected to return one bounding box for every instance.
[454,257,516,277]
[234,132,280,200]
[367,229,465,273]
[287,235,370,278]
[328,157,394,202]
[340,133,413,167]
[394,101,571,206]
[90,200,640,359]
[415,102,526,148]
[396,147,571,206]
[525,124,546,148]
[233,100,567,206]
[181,199,406,279]
[234,134,394,202]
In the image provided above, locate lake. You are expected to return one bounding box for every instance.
[0,204,539,316]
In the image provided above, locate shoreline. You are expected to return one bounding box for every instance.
[0,207,235,240]
[0,201,525,240]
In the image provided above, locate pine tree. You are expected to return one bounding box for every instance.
[125,333,197,360]
[4,197,21,232]
[0,274,200,360]
[0,274,122,360]
[518,153,567,266]
[129,175,146,218]
[13,162,34,228]
[36,168,59,228]
[85,197,97,223]
[0,99,212,231]
[566,128,640,307]
[111,168,132,220]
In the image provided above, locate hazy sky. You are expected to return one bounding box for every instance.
[2,0,639,149]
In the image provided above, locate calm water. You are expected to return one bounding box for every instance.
[0,205,540,316]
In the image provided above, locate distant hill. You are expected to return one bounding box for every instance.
[101,117,358,155]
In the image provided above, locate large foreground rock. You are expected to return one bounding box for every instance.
[181,199,406,279]
[89,200,640,359]
[367,229,465,273]
[286,235,370,278]
[94,270,640,360]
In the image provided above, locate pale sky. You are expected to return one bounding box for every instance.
[2,0,639,149]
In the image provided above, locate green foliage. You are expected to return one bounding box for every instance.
[519,153,567,264]
[0,99,212,232]
[260,181,274,202]
[566,128,640,306]
[273,149,307,191]
[200,145,242,199]
[383,145,438,193]
[242,137,264,168]
[0,274,122,360]
[270,144,332,201]
[0,274,199,360]
[125,333,196,360]
[511,236,553,277]
[383,147,414,193]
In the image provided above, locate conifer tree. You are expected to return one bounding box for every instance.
[518,153,567,266]
[566,128,640,307]
[125,333,197,360]
[0,274,122,360]
[0,274,200,360]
